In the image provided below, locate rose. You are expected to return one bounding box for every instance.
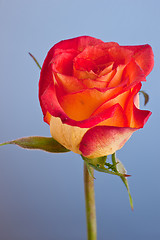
[39,36,154,159]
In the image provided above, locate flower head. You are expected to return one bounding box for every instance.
[39,36,154,158]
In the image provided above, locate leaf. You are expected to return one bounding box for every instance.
[112,153,133,210]
[0,136,70,153]
[29,52,42,70]
[139,90,149,106]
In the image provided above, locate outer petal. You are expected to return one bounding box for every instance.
[125,83,152,128]
[50,116,88,154]
[50,49,78,75]
[79,126,136,158]
[123,44,154,76]
[107,46,133,66]
[50,36,104,53]
[39,57,54,118]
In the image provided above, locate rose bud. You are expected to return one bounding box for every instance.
[39,36,154,159]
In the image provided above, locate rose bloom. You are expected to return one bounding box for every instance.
[39,36,154,159]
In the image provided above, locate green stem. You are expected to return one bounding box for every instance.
[84,162,97,240]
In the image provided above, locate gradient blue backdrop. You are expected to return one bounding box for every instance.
[0,0,159,239]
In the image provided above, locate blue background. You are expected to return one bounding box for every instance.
[0,0,159,239]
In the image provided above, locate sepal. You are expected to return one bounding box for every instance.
[0,136,70,153]
[82,153,133,210]
[112,153,133,210]
[81,155,128,177]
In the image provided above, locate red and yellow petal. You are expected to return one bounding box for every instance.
[107,65,126,88]
[74,43,118,64]
[79,126,136,158]
[98,62,114,77]
[50,116,89,154]
[52,36,104,53]
[59,86,124,121]
[122,60,146,87]
[39,36,105,107]
[97,104,128,128]
[123,44,154,76]
[54,73,85,94]
[91,90,130,126]
[81,78,108,89]
[125,83,151,128]
[50,50,78,75]
[39,59,54,118]
[41,83,125,128]
[59,89,105,121]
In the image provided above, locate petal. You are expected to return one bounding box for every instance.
[108,46,133,66]
[39,36,104,110]
[41,83,69,124]
[91,90,130,127]
[122,59,146,87]
[88,104,128,128]
[97,104,128,127]
[98,62,114,77]
[80,68,116,90]
[123,44,154,76]
[59,87,124,121]
[73,68,97,80]
[59,89,105,121]
[81,78,108,89]
[73,45,116,77]
[54,73,85,94]
[73,57,98,73]
[39,57,54,118]
[79,126,136,158]
[50,49,78,75]
[107,65,126,88]
[50,116,88,154]
[97,68,116,83]
[74,42,119,64]
[42,82,149,129]
[125,83,152,128]
[41,83,125,128]
[44,111,52,124]
[131,105,152,128]
[52,36,104,52]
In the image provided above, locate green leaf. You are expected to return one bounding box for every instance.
[139,90,149,105]
[81,155,127,177]
[0,136,70,153]
[112,153,133,210]
[29,52,42,70]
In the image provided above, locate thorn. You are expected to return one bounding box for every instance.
[124,174,131,177]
